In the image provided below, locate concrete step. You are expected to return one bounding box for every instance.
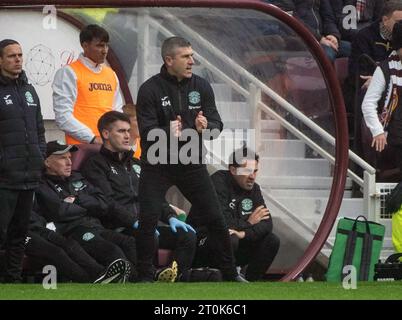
[217,102,250,121]
[274,197,364,218]
[259,175,342,189]
[269,189,353,198]
[260,132,283,139]
[260,119,282,131]
[222,120,251,129]
[260,157,331,176]
[211,83,232,102]
[260,139,306,158]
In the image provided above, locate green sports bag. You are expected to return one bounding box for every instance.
[326,216,385,282]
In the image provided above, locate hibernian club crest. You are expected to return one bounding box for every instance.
[188,91,200,104]
[241,198,253,212]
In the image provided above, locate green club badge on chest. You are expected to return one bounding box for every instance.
[132,164,141,176]
[82,232,95,241]
[188,91,200,104]
[25,91,34,103]
[241,198,253,211]
[72,180,84,191]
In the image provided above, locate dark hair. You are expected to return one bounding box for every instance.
[161,36,191,61]
[98,111,131,139]
[0,39,19,57]
[382,0,402,17]
[228,147,259,168]
[79,24,109,44]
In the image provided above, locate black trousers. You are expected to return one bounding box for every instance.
[158,225,197,276]
[231,233,280,281]
[69,226,137,280]
[0,189,34,282]
[194,232,280,281]
[25,231,105,282]
[137,164,237,281]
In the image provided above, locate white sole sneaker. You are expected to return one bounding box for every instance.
[94,258,126,284]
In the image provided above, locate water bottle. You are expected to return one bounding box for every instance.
[177,212,187,222]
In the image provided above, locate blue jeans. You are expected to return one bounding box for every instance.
[322,40,351,62]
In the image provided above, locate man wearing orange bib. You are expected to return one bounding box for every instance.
[52,24,123,145]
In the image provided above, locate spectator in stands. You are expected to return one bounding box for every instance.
[349,1,402,86]
[361,20,402,172]
[35,141,135,283]
[345,1,402,161]
[81,111,196,282]
[26,210,127,283]
[52,24,123,145]
[135,36,243,283]
[0,39,46,283]
[292,0,351,62]
[189,148,280,281]
[331,0,384,42]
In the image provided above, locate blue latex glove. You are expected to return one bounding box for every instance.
[168,217,196,233]
[133,220,159,237]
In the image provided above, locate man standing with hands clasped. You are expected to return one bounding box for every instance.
[135,36,245,282]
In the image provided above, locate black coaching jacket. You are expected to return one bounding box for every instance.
[136,65,223,165]
[35,172,107,235]
[0,71,46,189]
[189,170,273,242]
[81,146,176,229]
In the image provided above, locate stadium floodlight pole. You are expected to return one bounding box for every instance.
[0,0,349,282]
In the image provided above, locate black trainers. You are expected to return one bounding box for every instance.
[94,259,127,284]
[155,260,178,283]
[120,260,132,284]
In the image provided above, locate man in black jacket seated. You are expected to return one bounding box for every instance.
[189,148,280,281]
[81,111,196,282]
[35,141,134,282]
[0,39,46,283]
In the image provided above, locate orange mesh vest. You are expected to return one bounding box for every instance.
[134,138,142,159]
[66,60,117,145]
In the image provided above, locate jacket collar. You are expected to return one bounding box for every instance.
[0,70,28,86]
[44,173,69,184]
[160,64,191,85]
[100,145,134,164]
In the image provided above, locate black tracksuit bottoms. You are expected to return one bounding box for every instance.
[0,189,33,282]
[137,164,237,281]
[157,226,197,276]
[25,231,105,282]
[68,226,137,280]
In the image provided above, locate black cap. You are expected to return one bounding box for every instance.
[392,21,402,51]
[46,140,78,158]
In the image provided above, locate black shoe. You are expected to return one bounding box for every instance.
[155,260,178,283]
[94,259,127,284]
[120,260,132,284]
[234,274,249,283]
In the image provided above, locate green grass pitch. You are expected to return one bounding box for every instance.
[0,281,400,300]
